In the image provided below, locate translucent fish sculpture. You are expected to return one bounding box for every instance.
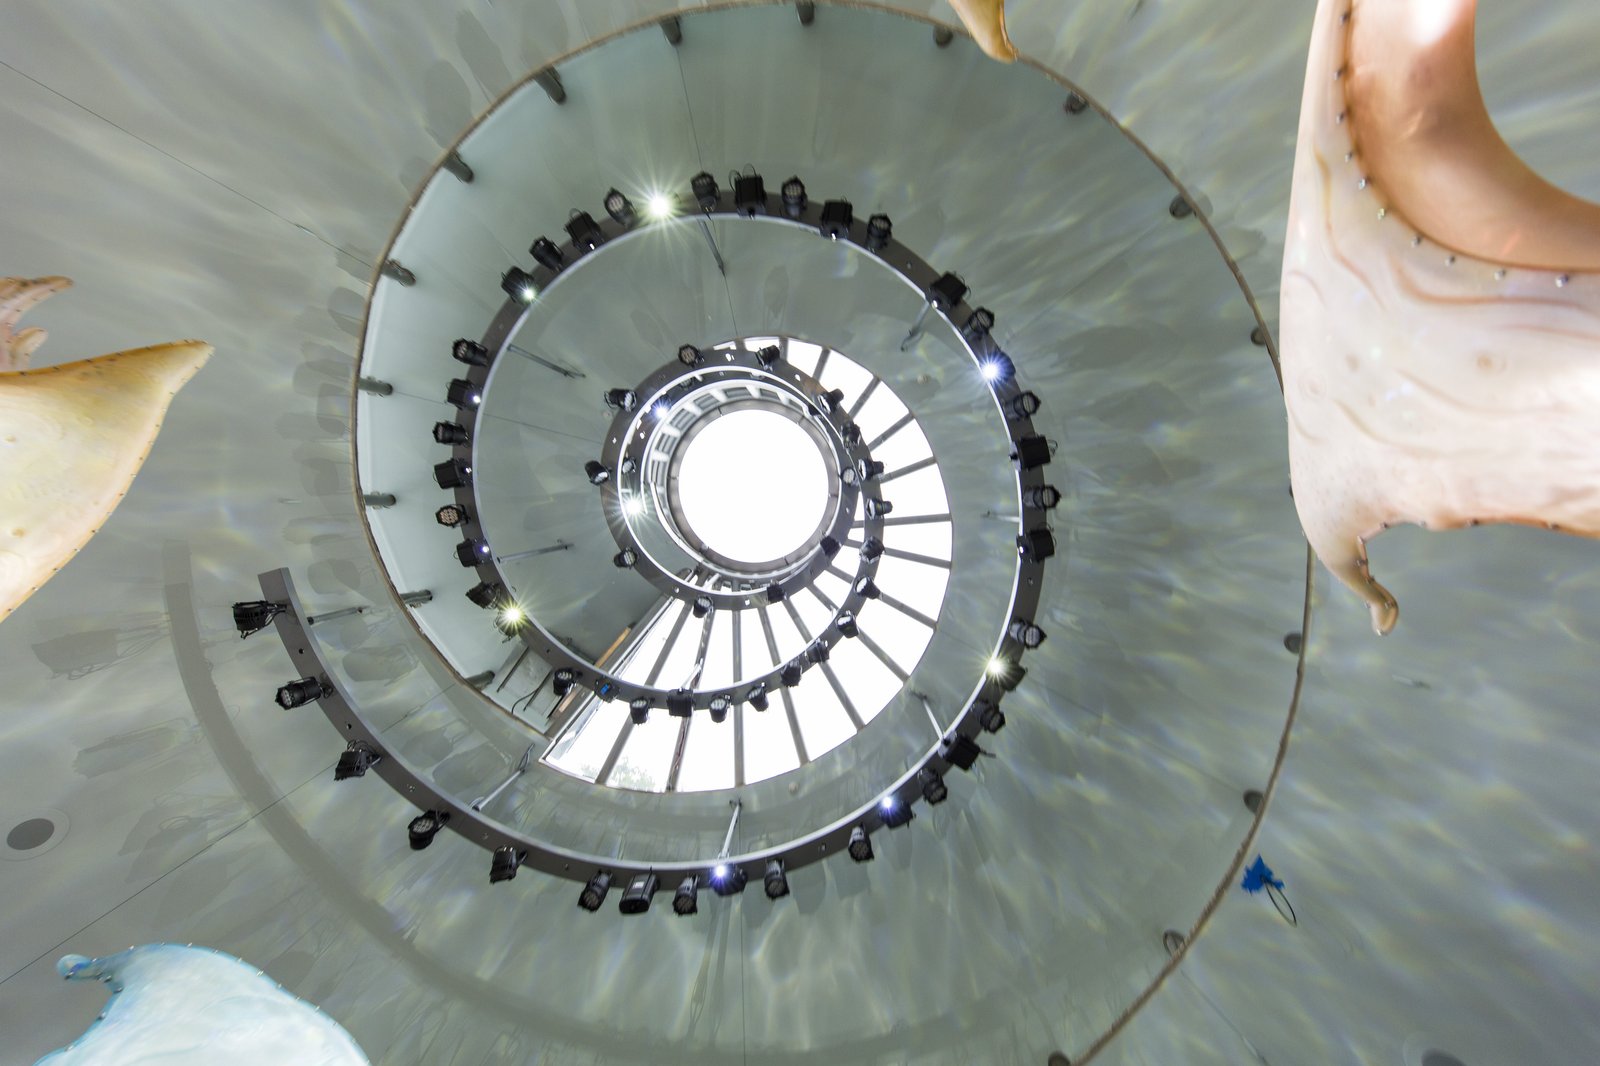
[949,0,1017,62]
[1280,0,1600,633]
[36,945,368,1065]
[0,277,210,624]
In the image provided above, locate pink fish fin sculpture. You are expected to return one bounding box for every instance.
[36,945,368,1065]
[1280,0,1600,634]
[1,276,211,624]
[948,0,1017,62]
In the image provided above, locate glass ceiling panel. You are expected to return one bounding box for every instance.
[883,520,955,562]
[874,555,953,620]
[676,714,737,792]
[743,698,801,783]
[881,465,951,517]
[856,597,936,672]
[794,679,856,761]
[607,711,678,790]
[547,701,629,783]
[825,638,902,724]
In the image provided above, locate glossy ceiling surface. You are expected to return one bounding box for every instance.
[0,2,1596,1066]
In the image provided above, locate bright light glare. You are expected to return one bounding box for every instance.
[712,863,729,880]
[651,401,670,420]
[470,393,481,405]
[645,192,675,220]
[880,796,897,811]
[980,360,1002,381]
[622,496,645,517]
[985,656,1007,677]
[499,605,525,624]
[521,286,535,301]
[678,409,829,563]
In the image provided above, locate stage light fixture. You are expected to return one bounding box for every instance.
[816,388,846,414]
[565,210,602,252]
[765,583,785,603]
[780,661,804,688]
[710,864,747,897]
[962,307,995,342]
[919,767,949,804]
[835,611,859,638]
[881,794,914,828]
[692,595,713,618]
[819,199,852,239]
[673,876,699,915]
[781,176,806,218]
[1014,435,1052,469]
[651,401,670,420]
[531,238,565,273]
[805,641,829,665]
[812,536,839,559]
[847,825,874,862]
[433,421,469,445]
[981,351,1016,385]
[943,733,983,771]
[552,669,576,697]
[645,191,675,220]
[976,699,1006,733]
[1018,528,1056,561]
[497,603,526,629]
[619,872,659,914]
[490,846,523,883]
[667,690,692,718]
[927,272,969,312]
[857,458,885,481]
[691,171,719,211]
[629,698,650,725]
[865,498,893,518]
[501,267,536,301]
[233,600,284,638]
[620,457,637,476]
[1009,391,1043,419]
[1009,619,1047,648]
[585,460,611,485]
[747,685,770,712]
[334,741,380,781]
[621,495,645,518]
[578,870,613,910]
[708,694,731,724]
[466,581,506,609]
[733,173,767,217]
[865,213,892,252]
[456,539,490,567]
[854,576,881,599]
[987,656,1028,692]
[604,188,636,226]
[435,503,469,528]
[755,345,780,369]
[603,387,639,412]
[408,810,449,850]
[842,422,863,445]
[446,379,481,410]
[275,676,328,709]
[1022,484,1062,510]
[452,338,490,366]
[859,537,884,561]
[613,548,637,569]
[763,859,790,899]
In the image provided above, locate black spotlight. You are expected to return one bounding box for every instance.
[763,859,790,899]
[334,742,380,781]
[452,338,490,365]
[585,460,611,485]
[781,176,806,218]
[865,213,892,252]
[865,498,893,519]
[1023,484,1063,510]
[765,582,786,603]
[919,767,949,804]
[747,685,770,712]
[466,580,507,609]
[847,825,874,862]
[805,641,830,665]
[565,210,602,252]
[710,863,747,897]
[603,388,639,412]
[841,423,863,446]
[880,794,914,828]
[604,188,636,226]
[408,810,449,850]
[854,576,881,600]
[927,272,969,312]
[692,595,713,619]
[816,387,846,414]
[859,536,884,561]
[819,535,841,557]
[501,267,536,301]
[836,611,859,638]
[755,344,781,369]
[674,344,704,369]
[435,458,472,489]
[275,676,327,709]
[819,199,853,239]
[579,870,613,910]
[943,733,983,771]
[1018,529,1056,561]
[980,350,1016,386]
[233,600,284,638]
[733,173,767,217]
[691,171,719,211]
[436,503,470,527]
[552,668,576,697]
[1009,619,1047,648]
[708,694,732,724]
[976,699,1006,733]
[613,548,637,569]
[962,307,995,342]
[446,378,481,411]
[490,846,523,883]
[620,457,638,476]
[619,872,660,914]
[629,697,650,725]
[780,661,804,688]
[992,659,1027,693]
[857,458,885,481]
[667,690,693,718]
[1015,435,1052,469]
[673,876,699,915]
[455,539,489,567]
[1009,391,1043,420]
[530,236,565,272]
[433,421,469,445]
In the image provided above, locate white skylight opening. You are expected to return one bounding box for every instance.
[677,409,829,563]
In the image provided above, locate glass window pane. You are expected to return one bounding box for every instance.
[743,699,800,783]
[793,680,854,761]
[786,339,822,374]
[856,598,935,673]
[606,712,679,791]
[818,350,874,400]
[546,700,628,782]
[880,465,949,517]
[701,608,737,689]
[871,417,933,471]
[676,715,736,792]
[887,520,953,561]
[853,384,908,443]
[825,639,901,723]
[874,555,952,620]
[792,588,835,636]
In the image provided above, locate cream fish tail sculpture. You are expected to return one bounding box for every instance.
[0,277,210,623]
[1280,0,1600,634]
[948,0,1017,62]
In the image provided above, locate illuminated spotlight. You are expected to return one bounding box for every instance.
[819,199,853,239]
[708,694,731,724]
[818,535,841,557]
[446,378,481,410]
[673,876,699,915]
[1009,391,1043,420]
[596,681,618,702]
[578,870,613,910]
[747,684,770,712]
[565,210,602,252]
[986,656,1027,693]
[865,498,893,519]
[604,387,639,412]
[805,641,830,665]
[692,595,713,619]
[926,272,969,313]
[841,422,863,446]
[1009,618,1047,648]
[781,176,807,218]
[530,236,565,272]
[621,496,645,518]
[619,872,660,914]
[613,548,638,569]
[466,581,506,610]
[496,603,527,633]
[232,600,284,638]
[334,741,381,781]
[551,668,577,697]
[620,457,638,476]
[629,698,650,725]
[847,825,874,862]
[452,338,490,366]
[733,172,767,217]
[856,458,884,482]
[490,846,524,884]
[1022,484,1062,510]
[815,388,846,415]
[604,188,636,226]
[690,171,719,211]
[835,611,859,638]
[859,536,884,562]
[961,307,995,342]
[765,582,786,604]
[880,794,914,828]
[434,459,471,491]
[651,400,671,420]
[645,191,675,220]
[980,352,1015,385]
[1014,434,1052,469]
[865,213,892,252]
[919,767,949,804]
[275,676,329,709]
[1018,528,1056,562]
[943,733,983,771]
[780,661,804,688]
[677,343,703,367]
[853,576,881,600]
[710,864,747,897]
[456,539,490,567]
[755,345,780,369]
[435,503,470,528]
[976,699,1006,733]
[585,460,611,485]
[667,690,693,718]
[501,267,536,302]
[433,421,469,445]
[408,810,449,850]
[763,859,790,900]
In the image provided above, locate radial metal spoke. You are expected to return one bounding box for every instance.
[867,412,914,450]
[882,546,954,569]
[856,630,910,681]
[819,662,865,729]
[758,607,809,764]
[878,591,938,629]
[877,454,937,484]
[846,377,880,419]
